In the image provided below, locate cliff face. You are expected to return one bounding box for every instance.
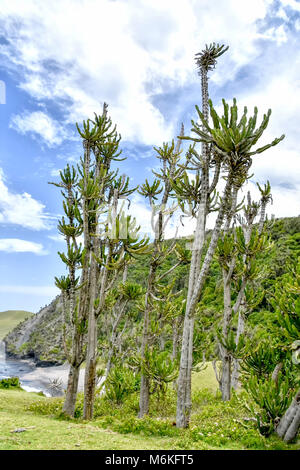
[4,296,66,366]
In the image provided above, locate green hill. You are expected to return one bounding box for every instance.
[0,310,34,340]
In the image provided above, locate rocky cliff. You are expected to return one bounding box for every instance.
[4,296,66,366]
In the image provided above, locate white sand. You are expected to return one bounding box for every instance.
[21,363,86,393]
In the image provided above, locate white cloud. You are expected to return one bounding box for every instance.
[0,285,59,296]
[0,0,299,223]
[49,168,62,177]
[10,111,73,147]
[0,0,280,145]
[0,169,51,230]
[0,238,47,255]
[280,0,300,12]
[48,234,64,242]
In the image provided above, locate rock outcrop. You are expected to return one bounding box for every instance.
[4,296,66,366]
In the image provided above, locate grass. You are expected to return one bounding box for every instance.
[0,390,181,450]
[0,365,299,450]
[0,310,34,340]
[192,362,219,393]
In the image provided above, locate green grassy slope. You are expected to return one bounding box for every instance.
[0,390,180,450]
[0,366,297,450]
[0,311,34,340]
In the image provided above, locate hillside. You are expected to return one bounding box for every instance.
[0,311,34,340]
[4,216,300,365]
[4,296,65,366]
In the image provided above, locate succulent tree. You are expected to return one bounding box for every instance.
[137,132,186,417]
[171,43,228,428]
[231,185,272,389]
[51,165,85,417]
[175,94,284,427]
[53,105,149,419]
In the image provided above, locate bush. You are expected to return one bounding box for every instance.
[104,367,140,404]
[26,397,64,416]
[106,415,179,437]
[243,373,294,436]
[0,377,21,389]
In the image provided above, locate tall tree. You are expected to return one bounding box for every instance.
[175,95,285,427]
[171,43,228,427]
[51,165,85,417]
[137,134,185,417]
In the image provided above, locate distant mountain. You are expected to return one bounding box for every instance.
[0,310,34,340]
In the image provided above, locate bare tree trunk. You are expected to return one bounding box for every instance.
[83,300,97,420]
[276,389,300,443]
[271,362,283,385]
[220,271,232,401]
[63,364,80,416]
[231,306,245,389]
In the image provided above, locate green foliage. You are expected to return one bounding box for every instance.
[0,377,21,389]
[195,43,229,72]
[140,349,178,398]
[241,342,278,378]
[244,374,293,436]
[104,367,140,404]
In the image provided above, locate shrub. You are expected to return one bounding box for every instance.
[243,373,294,436]
[0,377,21,389]
[104,367,140,404]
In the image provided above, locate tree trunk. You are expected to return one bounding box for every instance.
[63,364,80,416]
[139,375,150,418]
[221,355,231,401]
[83,308,97,420]
[220,271,232,401]
[271,362,283,385]
[276,389,300,443]
[231,306,245,389]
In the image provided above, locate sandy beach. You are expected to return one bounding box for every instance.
[20,363,86,395]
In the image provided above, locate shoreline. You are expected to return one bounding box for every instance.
[1,357,86,396]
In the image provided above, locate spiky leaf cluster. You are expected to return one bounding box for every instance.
[182,98,284,186]
[195,43,229,72]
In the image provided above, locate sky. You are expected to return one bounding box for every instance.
[0,0,299,312]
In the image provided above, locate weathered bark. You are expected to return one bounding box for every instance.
[175,64,212,428]
[258,200,267,234]
[83,253,98,420]
[271,362,283,385]
[105,299,129,377]
[220,269,232,401]
[231,307,245,389]
[63,364,80,416]
[218,187,238,401]
[276,389,300,443]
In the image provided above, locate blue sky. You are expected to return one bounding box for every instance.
[0,0,300,312]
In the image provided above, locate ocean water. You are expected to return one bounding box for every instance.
[0,341,53,396]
